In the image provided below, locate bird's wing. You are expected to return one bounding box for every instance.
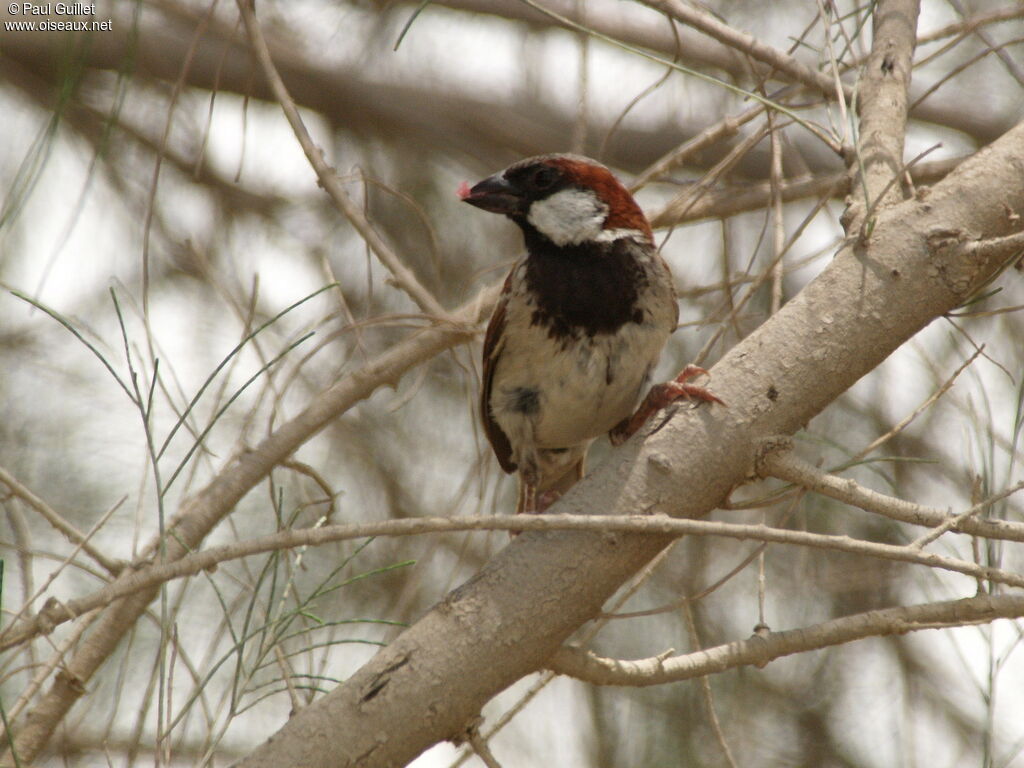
[481,270,517,473]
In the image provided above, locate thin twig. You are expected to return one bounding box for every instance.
[643,0,847,100]
[759,446,1024,544]
[0,465,124,575]
[235,0,448,319]
[7,505,1024,651]
[683,600,739,768]
[650,155,962,228]
[549,593,1024,686]
[467,724,503,768]
[850,346,985,462]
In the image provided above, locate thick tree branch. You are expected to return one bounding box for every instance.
[845,0,922,232]
[235,116,1024,768]
[549,594,1024,685]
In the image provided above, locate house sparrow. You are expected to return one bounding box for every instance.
[460,154,721,513]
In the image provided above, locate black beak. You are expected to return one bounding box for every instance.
[458,173,523,216]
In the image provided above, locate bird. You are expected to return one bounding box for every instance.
[459,154,722,514]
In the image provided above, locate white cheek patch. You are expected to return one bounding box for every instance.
[594,227,648,243]
[527,188,608,246]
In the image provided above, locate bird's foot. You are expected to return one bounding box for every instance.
[610,365,724,446]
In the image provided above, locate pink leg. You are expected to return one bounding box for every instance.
[517,478,538,515]
[509,478,538,537]
[610,365,724,446]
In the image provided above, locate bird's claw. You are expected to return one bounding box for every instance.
[609,365,724,445]
[648,365,725,410]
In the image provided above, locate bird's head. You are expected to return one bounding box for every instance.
[459,154,652,248]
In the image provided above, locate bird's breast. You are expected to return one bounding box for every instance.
[490,260,676,450]
[529,324,665,447]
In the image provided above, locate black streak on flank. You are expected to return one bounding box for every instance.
[510,387,540,415]
[522,234,647,342]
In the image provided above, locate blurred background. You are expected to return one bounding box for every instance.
[1,0,1023,765]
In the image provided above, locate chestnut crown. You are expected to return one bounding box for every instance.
[460,154,652,247]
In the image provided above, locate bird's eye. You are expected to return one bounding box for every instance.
[531,166,559,190]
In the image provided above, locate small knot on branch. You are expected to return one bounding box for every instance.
[754,436,793,478]
[37,597,75,636]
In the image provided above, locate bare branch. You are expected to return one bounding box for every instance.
[466,723,503,768]
[0,465,124,576]
[549,594,1024,686]
[649,156,962,228]
[959,228,1024,264]
[8,501,1024,651]
[631,103,766,191]
[845,0,922,232]
[758,445,1024,543]
[642,0,845,100]
[919,4,1024,45]
[235,0,447,318]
